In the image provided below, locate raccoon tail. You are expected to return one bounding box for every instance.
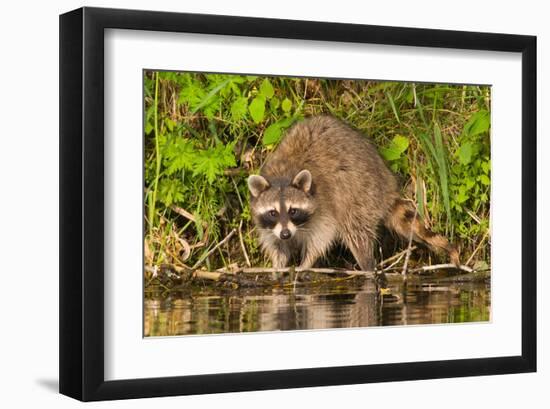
[385,198,460,266]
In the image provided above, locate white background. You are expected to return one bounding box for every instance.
[0,0,546,407]
[105,30,522,380]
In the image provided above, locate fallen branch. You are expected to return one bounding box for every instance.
[413,263,473,273]
[225,266,379,278]
[385,263,473,274]
[221,263,473,276]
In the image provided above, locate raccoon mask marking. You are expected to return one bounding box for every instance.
[248,170,314,241]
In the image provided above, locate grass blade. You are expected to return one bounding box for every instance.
[433,122,452,229]
[385,91,400,123]
[192,79,231,114]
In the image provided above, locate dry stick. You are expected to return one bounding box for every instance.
[380,263,473,274]
[377,246,418,269]
[401,207,418,276]
[383,252,406,272]
[194,270,223,281]
[238,220,251,267]
[465,229,490,266]
[235,266,378,278]
[408,263,473,274]
[191,229,236,270]
[170,205,196,222]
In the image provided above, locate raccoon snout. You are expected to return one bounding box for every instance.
[280,229,291,240]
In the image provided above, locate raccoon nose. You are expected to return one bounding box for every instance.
[280,228,291,240]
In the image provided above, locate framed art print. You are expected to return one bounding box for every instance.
[59,7,536,401]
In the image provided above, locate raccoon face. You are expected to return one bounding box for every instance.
[248,170,315,241]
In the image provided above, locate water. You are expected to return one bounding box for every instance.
[144,278,490,337]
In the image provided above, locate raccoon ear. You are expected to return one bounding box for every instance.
[248,175,270,198]
[292,169,312,193]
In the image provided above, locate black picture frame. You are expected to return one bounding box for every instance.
[59,6,537,401]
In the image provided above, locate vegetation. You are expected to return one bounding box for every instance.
[143,71,491,280]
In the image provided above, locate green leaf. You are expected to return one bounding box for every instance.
[380,135,409,161]
[263,123,284,146]
[281,98,292,113]
[380,147,401,161]
[145,122,153,134]
[481,160,491,174]
[479,174,491,186]
[249,96,266,124]
[259,79,274,99]
[192,142,237,184]
[393,135,409,153]
[230,97,248,121]
[163,137,195,175]
[463,110,490,137]
[158,178,185,207]
[191,78,231,114]
[270,97,280,112]
[458,142,473,165]
[164,118,176,132]
[262,117,296,145]
[178,75,206,107]
[456,185,469,204]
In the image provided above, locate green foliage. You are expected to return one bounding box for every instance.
[262,117,296,145]
[192,142,237,184]
[449,109,491,239]
[144,72,491,271]
[380,134,409,172]
[248,96,266,123]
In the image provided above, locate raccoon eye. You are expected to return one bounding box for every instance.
[268,210,278,218]
[288,208,297,216]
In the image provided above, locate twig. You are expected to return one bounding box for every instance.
[466,229,490,266]
[465,208,482,225]
[412,263,473,274]
[193,270,223,281]
[377,246,417,268]
[238,220,251,267]
[170,205,196,222]
[191,229,236,270]
[388,263,474,274]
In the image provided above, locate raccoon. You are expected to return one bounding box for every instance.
[248,115,459,271]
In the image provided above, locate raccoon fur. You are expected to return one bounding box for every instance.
[248,115,459,271]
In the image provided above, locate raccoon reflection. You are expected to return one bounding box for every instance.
[248,115,459,271]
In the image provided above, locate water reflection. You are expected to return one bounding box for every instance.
[144,280,490,337]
